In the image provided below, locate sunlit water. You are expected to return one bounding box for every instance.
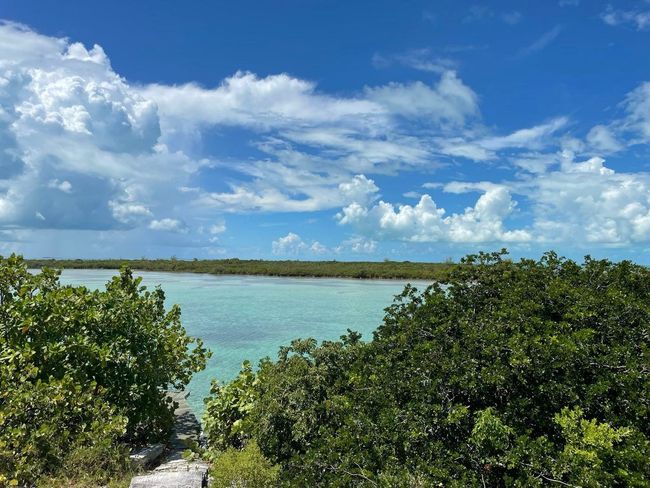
[55,269,431,415]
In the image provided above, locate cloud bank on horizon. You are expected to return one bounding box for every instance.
[1,2,650,261]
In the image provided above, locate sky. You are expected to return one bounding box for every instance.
[1,0,650,262]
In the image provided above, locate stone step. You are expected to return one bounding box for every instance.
[129,470,205,488]
[155,460,210,473]
[129,443,165,468]
[129,391,208,488]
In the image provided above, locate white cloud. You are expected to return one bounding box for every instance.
[522,155,650,244]
[0,21,190,232]
[310,241,329,254]
[586,125,623,153]
[142,68,478,213]
[440,154,650,246]
[342,236,377,253]
[198,173,381,213]
[6,20,650,255]
[272,232,312,255]
[417,155,650,246]
[510,153,558,174]
[622,82,650,142]
[601,6,650,30]
[271,232,378,256]
[109,202,153,225]
[47,179,72,193]
[364,71,478,124]
[436,117,568,162]
[337,187,531,243]
[338,174,379,206]
[64,42,109,65]
[148,218,188,233]
[142,71,384,131]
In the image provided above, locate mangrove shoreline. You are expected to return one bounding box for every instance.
[25,258,454,280]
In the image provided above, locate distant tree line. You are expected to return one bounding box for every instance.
[25,258,455,280]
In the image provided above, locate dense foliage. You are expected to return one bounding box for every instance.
[0,254,209,486]
[209,441,280,488]
[204,251,650,487]
[26,257,453,280]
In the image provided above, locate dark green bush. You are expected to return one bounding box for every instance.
[0,254,209,485]
[204,251,650,486]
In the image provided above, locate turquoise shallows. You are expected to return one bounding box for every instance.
[58,269,431,414]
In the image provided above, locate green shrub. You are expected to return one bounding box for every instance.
[204,251,650,486]
[203,360,257,451]
[210,441,279,488]
[0,254,209,485]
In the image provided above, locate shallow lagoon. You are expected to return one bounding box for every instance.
[57,269,431,414]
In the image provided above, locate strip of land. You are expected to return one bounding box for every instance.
[25,258,454,280]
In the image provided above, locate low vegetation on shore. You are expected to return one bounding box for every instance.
[0,255,209,486]
[25,258,454,280]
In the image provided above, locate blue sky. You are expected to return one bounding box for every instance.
[1,0,650,261]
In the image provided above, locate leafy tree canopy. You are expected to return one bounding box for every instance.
[0,254,209,485]
[204,250,650,487]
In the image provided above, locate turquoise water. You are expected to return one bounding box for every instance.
[57,270,431,415]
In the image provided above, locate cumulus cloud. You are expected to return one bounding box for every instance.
[0,21,190,233]
[47,179,72,193]
[340,236,377,254]
[271,232,378,256]
[337,149,650,247]
[107,201,149,222]
[338,175,379,206]
[337,187,531,243]
[458,154,650,246]
[522,154,650,244]
[148,218,188,233]
[272,232,325,255]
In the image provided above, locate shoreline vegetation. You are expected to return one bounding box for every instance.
[5,251,649,486]
[25,258,455,280]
